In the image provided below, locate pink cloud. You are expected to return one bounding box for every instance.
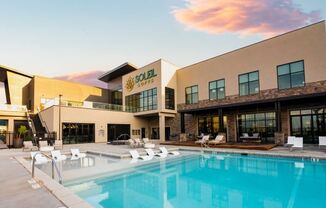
[173,0,322,37]
[54,70,107,88]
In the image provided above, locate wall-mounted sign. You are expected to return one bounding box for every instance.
[125,69,157,92]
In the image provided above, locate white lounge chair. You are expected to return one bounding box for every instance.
[285,136,296,146]
[134,138,144,147]
[291,137,303,151]
[319,136,326,148]
[51,150,67,161]
[145,148,167,158]
[208,135,226,146]
[195,135,210,147]
[23,141,38,151]
[129,150,152,160]
[30,151,48,164]
[70,149,86,158]
[39,140,54,152]
[159,147,180,156]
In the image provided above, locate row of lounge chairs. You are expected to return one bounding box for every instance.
[128,138,155,148]
[23,140,63,152]
[195,135,226,147]
[129,147,180,162]
[285,136,326,150]
[31,148,86,164]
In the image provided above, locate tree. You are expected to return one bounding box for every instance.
[18,125,28,139]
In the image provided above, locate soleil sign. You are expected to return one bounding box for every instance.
[125,69,157,92]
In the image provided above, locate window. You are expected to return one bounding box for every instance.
[239,71,259,96]
[277,60,305,90]
[209,79,225,100]
[165,87,175,110]
[111,90,122,105]
[185,85,198,104]
[125,88,157,112]
[238,112,276,143]
[62,123,95,144]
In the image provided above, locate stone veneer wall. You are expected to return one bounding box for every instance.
[226,114,237,142]
[178,80,326,112]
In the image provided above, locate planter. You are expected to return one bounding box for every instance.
[13,137,23,148]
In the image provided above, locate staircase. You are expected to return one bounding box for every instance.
[25,110,49,138]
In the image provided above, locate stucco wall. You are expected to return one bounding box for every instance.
[176,21,326,104]
[39,106,148,142]
[6,71,31,107]
[31,76,109,112]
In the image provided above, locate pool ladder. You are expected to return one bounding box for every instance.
[31,152,63,184]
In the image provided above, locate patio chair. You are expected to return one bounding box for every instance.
[134,138,144,147]
[145,148,167,158]
[285,136,296,146]
[70,148,86,158]
[30,151,48,164]
[54,140,63,150]
[208,135,226,146]
[128,139,137,148]
[159,147,180,156]
[129,150,152,160]
[290,137,303,151]
[143,138,155,148]
[39,140,54,152]
[51,150,67,161]
[195,135,210,147]
[319,136,326,149]
[23,141,38,151]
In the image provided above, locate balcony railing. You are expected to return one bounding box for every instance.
[0,104,27,112]
[40,98,125,112]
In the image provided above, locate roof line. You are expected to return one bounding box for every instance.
[98,62,138,80]
[0,64,34,78]
[178,20,325,71]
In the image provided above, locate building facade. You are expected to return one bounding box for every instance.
[1,21,326,145]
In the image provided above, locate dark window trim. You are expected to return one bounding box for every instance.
[165,87,175,110]
[208,78,225,100]
[185,85,198,104]
[277,60,305,90]
[238,70,260,96]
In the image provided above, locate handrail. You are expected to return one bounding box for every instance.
[31,152,63,184]
[37,112,50,134]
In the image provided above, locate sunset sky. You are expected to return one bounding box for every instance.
[0,0,325,87]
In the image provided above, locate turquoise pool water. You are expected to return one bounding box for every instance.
[65,153,326,208]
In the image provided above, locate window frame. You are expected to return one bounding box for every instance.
[185,85,198,104]
[238,70,260,96]
[277,60,305,90]
[165,87,175,110]
[208,79,225,100]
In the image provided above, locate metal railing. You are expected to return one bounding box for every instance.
[31,152,62,184]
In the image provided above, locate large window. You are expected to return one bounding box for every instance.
[125,88,157,112]
[239,71,259,96]
[290,108,326,144]
[277,60,305,90]
[185,85,198,104]
[62,123,95,144]
[198,115,227,135]
[238,112,276,143]
[209,79,225,100]
[111,90,122,105]
[165,87,175,110]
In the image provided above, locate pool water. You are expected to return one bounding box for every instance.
[64,153,326,208]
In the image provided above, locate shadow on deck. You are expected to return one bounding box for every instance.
[160,141,277,150]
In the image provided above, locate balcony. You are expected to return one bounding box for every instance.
[0,104,27,117]
[40,98,125,112]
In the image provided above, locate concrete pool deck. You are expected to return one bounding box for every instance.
[1,143,326,208]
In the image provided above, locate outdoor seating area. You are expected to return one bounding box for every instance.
[128,137,155,148]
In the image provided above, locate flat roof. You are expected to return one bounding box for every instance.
[98,62,138,82]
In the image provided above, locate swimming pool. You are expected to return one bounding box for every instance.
[61,153,326,208]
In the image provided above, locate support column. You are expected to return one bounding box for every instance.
[218,109,224,132]
[180,113,185,133]
[159,113,166,142]
[275,101,282,132]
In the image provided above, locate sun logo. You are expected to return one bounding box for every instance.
[125,76,135,92]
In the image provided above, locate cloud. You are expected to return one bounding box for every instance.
[54,70,107,88]
[173,0,322,37]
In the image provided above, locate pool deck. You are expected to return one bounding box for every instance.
[1,143,326,208]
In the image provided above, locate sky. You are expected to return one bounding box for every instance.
[0,0,325,88]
